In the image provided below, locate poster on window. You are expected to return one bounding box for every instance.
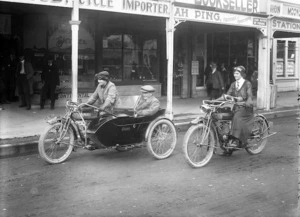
[0,14,11,35]
[287,61,295,77]
[276,61,284,77]
[48,15,95,53]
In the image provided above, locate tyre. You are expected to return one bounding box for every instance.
[246,116,268,155]
[38,122,74,164]
[183,124,215,168]
[147,119,177,160]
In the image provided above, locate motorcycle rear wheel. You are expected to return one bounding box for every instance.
[38,122,74,164]
[246,116,268,155]
[183,124,215,168]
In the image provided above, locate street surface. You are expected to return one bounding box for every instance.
[0,116,298,217]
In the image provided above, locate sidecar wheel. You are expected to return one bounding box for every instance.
[246,116,268,155]
[147,119,177,160]
[183,124,215,168]
[38,123,74,164]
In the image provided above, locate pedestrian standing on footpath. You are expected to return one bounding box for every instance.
[204,61,213,98]
[4,50,18,102]
[40,58,60,110]
[206,61,225,99]
[16,53,34,110]
[220,62,230,92]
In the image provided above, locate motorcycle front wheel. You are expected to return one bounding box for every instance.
[183,124,215,168]
[246,116,268,155]
[38,122,74,164]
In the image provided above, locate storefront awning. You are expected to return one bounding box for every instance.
[273,31,300,38]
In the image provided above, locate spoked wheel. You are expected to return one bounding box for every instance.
[246,116,268,155]
[38,123,74,164]
[147,119,177,159]
[183,124,215,168]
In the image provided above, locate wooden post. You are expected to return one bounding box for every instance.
[165,0,175,120]
[69,0,81,103]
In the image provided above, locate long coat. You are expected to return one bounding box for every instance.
[135,95,160,116]
[87,81,119,112]
[227,80,254,144]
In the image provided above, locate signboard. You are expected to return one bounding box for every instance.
[79,0,170,17]
[0,0,170,18]
[174,7,267,28]
[0,0,72,7]
[194,0,258,13]
[191,61,199,75]
[269,1,300,20]
[276,61,284,77]
[272,19,300,33]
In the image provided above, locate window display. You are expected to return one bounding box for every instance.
[276,39,296,78]
[102,34,158,83]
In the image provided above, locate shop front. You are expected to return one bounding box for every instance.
[171,1,267,100]
[0,0,169,104]
[269,0,300,93]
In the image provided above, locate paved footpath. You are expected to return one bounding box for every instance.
[0,91,298,157]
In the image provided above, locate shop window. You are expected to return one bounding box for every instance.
[102,34,158,83]
[276,40,296,78]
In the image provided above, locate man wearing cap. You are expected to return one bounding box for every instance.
[135,85,160,117]
[86,71,119,112]
[40,58,60,110]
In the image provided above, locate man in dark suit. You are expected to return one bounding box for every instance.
[40,58,60,110]
[206,61,225,99]
[16,53,34,110]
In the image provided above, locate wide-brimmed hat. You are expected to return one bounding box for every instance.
[141,85,155,93]
[95,71,110,81]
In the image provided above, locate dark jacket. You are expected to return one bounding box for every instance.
[16,61,34,80]
[208,69,224,90]
[41,64,60,86]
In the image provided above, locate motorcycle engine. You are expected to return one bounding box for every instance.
[216,121,231,139]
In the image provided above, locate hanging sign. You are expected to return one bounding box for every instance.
[174,7,267,28]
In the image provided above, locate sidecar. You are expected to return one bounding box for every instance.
[85,100,177,160]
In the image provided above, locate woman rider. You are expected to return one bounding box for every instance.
[218,65,254,148]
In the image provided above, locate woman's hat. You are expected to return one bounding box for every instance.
[95,71,110,80]
[234,66,246,77]
[141,85,155,93]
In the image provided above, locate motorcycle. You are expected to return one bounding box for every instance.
[38,100,177,164]
[182,94,276,168]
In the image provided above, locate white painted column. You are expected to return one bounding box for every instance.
[257,19,272,110]
[69,0,81,103]
[165,0,175,120]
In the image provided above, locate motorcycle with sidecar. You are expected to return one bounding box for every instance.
[38,99,177,164]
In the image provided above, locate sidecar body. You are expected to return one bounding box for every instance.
[86,109,166,148]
